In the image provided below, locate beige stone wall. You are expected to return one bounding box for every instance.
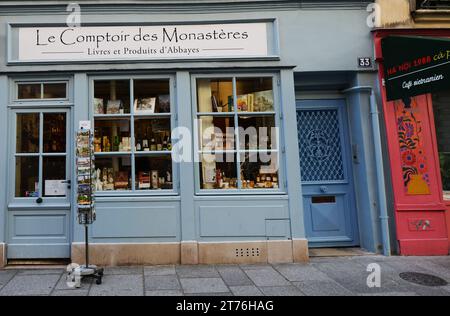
[376,0,450,28]
[71,240,309,267]
[0,243,5,268]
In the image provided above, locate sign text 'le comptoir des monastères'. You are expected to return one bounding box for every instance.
[18,23,269,62]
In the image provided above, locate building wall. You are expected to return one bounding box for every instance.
[0,1,384,265]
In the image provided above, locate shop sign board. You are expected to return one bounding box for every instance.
[14,23,270,62]
[382,36,450,101]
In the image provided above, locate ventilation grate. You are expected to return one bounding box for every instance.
[235,248,260,257]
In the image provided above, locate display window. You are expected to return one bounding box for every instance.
[92,77,175,194]
[432,91,450,199]
[194,75,282,192]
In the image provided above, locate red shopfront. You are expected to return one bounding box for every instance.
[374,29,450,256]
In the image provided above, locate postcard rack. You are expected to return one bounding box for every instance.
[69,128,103,286]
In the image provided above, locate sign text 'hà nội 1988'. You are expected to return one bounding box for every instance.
[15,23,269,62]
[382,36,450,101]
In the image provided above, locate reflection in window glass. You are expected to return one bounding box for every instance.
[238,115,276,150]
[16,113,40,153]
[236,78,274,112]
[94,80,130,114]
[432,92,450,191]
[43,83,67,99]
[134,80,171,113]
[43,113,66,153]
[239,152,279,189]
[199,153,237,189]
[198,116,235,151]
[95,156,132,191]
[197,79,233,113]
[15,157,39,197]
[135,155,173,190]
[18,84,41,99]
[43,157,66,197]
[94,119,131,153]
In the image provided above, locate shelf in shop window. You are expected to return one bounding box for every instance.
[94,151,132,156]
[133,113,172,118]
[134,150,172,156]
[93,114,131,120]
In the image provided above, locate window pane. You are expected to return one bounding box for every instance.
[94,80,130,114]
[134,118,171,152]
[43,113,66,153]
[134,80,171,113]
[18,84,41,99]
[432,92,450,191]
[238,115,276,150]
[15,157,39,197]
[43,156,66,197]
[198,115,235,151]
[43,83,67,99]
[94,119,131,152]
[135,155,173,190]
[95,156,132,191]
[240,152,279,189]
[236,78,274,112]
[197,78,233,113]
[16,113,40,153]
[199,153,237,189]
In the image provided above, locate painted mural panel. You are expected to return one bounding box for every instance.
[395,97,431,195]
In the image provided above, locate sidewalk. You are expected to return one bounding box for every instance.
[0,255,449,296]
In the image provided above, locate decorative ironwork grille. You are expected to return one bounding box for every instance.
[297,109,345,182]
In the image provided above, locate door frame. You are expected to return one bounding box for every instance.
[296,98,360,247]
[6,107,73,259]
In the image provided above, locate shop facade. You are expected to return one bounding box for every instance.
[373,0,450,255]
[0,0,385,267]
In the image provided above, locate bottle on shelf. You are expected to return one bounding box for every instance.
[119,102,124,114]
[136,137,142,151]
[150,136,157,151]
[142,133,149,151]
[162,137,168,150]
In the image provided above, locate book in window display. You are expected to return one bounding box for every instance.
[157,94,171,113]
[134,97,156,114]
[94,98,104,114]
[253,90,274,112]
[106,100,123,115]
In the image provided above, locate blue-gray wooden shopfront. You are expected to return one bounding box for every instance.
[0,1,390,265]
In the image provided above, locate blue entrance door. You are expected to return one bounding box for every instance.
[296,99,359,247]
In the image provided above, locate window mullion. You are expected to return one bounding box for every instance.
[233,77,242,190]
[130,78,136,192]
[39,112,44,198]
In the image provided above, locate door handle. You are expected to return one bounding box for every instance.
[62,180,71,189]
[36,197,43,204]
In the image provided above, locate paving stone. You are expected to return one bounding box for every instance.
[180,278,229,294]
[293,280,353,296]
[259,286,304,296]
[239,264,269,270]
[244,267,290,287]
[229,285,264,296]
[144,265,176,276]
[146,290,183,296]
[273,264,332,282]
[0,270,17,289]
[176,265,220,278]
[359,292,418,296]
[216,265,253,286]
[51,289,89,296]
[145,275,181,290]
[88,274,143,296]
[0,274,60,296]
[55,273,93,290]
[103,266,143,275]
[186,292,233,296]
[18,269,64,275]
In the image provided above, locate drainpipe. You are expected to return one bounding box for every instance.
[342,86,391,256]
[369,90,391,256]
